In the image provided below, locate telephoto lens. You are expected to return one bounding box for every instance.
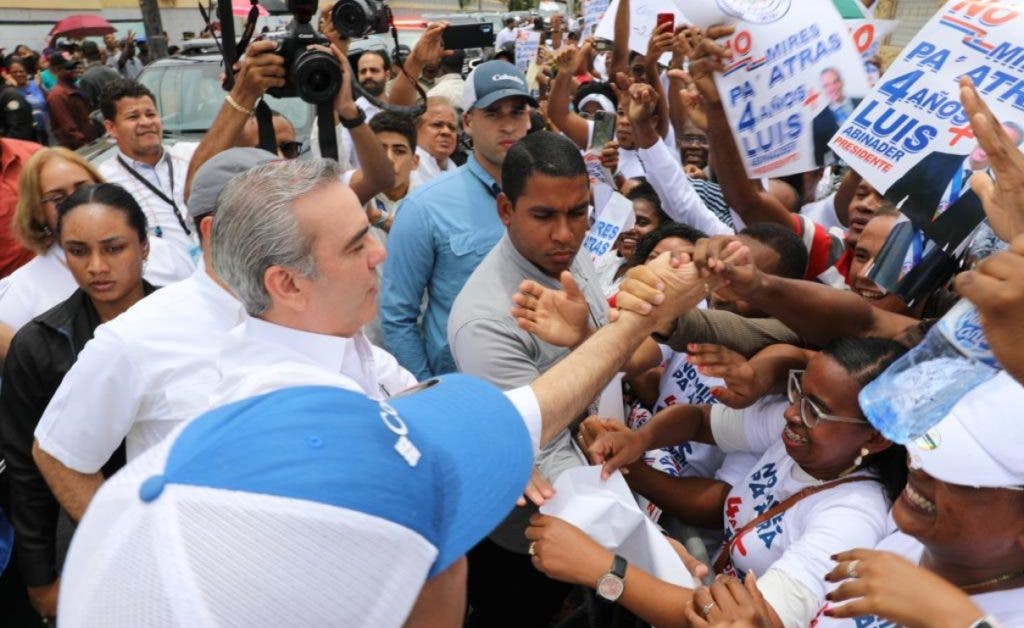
[330,0,392,39]
[292,48,342,104]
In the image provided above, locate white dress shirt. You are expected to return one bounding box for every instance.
[34,267,245,471]
[0,242,192,334]
[98,142,201,273]
[413,146,455,184]
[210,316,543,455]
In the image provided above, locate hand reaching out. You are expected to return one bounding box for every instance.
[685,574,773,628]
[645,21,675,68]
[627,82,659,126]
[686,344,766,409]
[824,549,984,628]
[517,466,556,507]
[525,514,612,586]
[512,271,592,348]
[587,422,649,479]
[688,25,735,106]
[960,76,1024,241]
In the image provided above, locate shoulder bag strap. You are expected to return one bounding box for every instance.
[712,475,875,575]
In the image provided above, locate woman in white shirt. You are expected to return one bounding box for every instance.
[0,148,190,359]
[526,337,909,628]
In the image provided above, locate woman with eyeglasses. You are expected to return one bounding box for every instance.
[0,183,156,622]
[0,148,189,360]
[524,337,908,628]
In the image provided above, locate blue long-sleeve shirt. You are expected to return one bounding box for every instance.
[380,154,505,380]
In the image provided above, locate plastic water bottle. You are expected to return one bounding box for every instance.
[858,299,1001,444]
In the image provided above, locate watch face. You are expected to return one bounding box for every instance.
[596,574,624,601]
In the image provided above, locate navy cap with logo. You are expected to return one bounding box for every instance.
[461,60,538,112]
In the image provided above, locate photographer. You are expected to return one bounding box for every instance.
[184,40,394,206]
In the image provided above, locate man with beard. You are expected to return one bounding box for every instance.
[355,50,389,116]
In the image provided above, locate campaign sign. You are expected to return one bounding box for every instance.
[584,0,611,37]
[828,0,1024,248]
[678,0,870,177]
[514,30,542,75]
[584,192,635,264]
[594,0,687,64]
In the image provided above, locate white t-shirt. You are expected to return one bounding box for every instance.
[800,192,843,233]
[814,531,1024,626]
[711,398,891,625]
[34,267,245,471]
[617,148,645,180]
[414,146,455,184]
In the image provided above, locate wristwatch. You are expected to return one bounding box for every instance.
[340,106,366,129]
[596,554,628,602]
[968,617,1001,628]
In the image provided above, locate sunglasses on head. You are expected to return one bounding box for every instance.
[278,141,302,159]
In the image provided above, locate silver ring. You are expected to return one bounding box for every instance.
[847,559,860,578]
[528,542,537,557]
[702,601,715,616]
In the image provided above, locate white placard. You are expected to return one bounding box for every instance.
[515,30,542,75]
[677,0,869,176]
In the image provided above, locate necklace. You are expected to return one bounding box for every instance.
[961,569,1024,593]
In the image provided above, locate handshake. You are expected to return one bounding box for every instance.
[511,236,763,346]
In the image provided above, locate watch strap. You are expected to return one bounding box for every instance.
[968,617,1001,628]
[610,554,627,578]
[340,106,366,129]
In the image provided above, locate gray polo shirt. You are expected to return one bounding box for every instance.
[448,233,609,553]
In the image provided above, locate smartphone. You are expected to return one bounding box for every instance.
[656,12,675,32]
[442,23,496,50]
[591,110,617,148]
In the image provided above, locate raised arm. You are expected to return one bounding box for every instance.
[185,40,286,198]
[609,0,630,80]
[335,50,396,204]
[547,43,592,149]
[389,22,448,107]
[643,21,674,140]
[690,27,792,228]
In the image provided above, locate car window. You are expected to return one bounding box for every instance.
[138,62,315,141]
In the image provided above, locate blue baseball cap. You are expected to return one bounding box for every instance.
[57,374,533,626]
[462,60,538,111]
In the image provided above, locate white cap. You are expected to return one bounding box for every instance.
[910,371,1024,489]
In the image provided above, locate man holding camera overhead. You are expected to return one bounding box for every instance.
[381,59,535,381]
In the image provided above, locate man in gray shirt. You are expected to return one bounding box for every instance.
[448,131,607,627]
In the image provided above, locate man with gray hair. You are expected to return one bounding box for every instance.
[32,148,274,524]
[205,157,417,406]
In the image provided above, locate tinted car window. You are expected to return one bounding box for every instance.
[139,61,314,140]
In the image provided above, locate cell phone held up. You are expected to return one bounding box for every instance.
[656,12,674,32]
[591,110,617,149]
[442,23,496,50]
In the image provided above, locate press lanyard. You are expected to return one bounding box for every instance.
[117,155,193,236]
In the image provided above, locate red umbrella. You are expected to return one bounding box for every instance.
[232,0,269,17]
[49,14,115,39]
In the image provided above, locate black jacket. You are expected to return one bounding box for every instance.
[0,283,155,586]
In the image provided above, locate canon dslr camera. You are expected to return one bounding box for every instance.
[266,0,342,104]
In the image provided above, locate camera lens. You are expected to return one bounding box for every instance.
[331,0,369,39]
[293,49,342,104]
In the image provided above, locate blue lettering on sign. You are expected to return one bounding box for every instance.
[851,100,936,153]
[853,616,899,628]
[904,41,950,72]
[755,513,784,549]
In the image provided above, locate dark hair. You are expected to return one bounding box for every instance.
[820,337,908,503]
[99,79,156,121]
[740,222,807,280]
[369,110,417,152]
[501,131,587,205]
[573,81,617,113]
[630,222,708,268]
[439,49,465,74]
[81,40,101,61]
[626,181,668,218]
[55,183,149,243]
[359,49,391,71]
[528,110,547,134]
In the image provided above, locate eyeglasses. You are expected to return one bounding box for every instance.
[787,370,866,428]
[278,141,302,160]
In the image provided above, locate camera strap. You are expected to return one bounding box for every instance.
[316,102,339,161]
[255,99,277,156]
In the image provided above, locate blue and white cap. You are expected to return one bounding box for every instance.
[461,60,538,111]
[57,375,533,627]
[909,371,1024,489]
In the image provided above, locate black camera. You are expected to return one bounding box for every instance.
[330,0,392,39]
[266,0,342,104]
